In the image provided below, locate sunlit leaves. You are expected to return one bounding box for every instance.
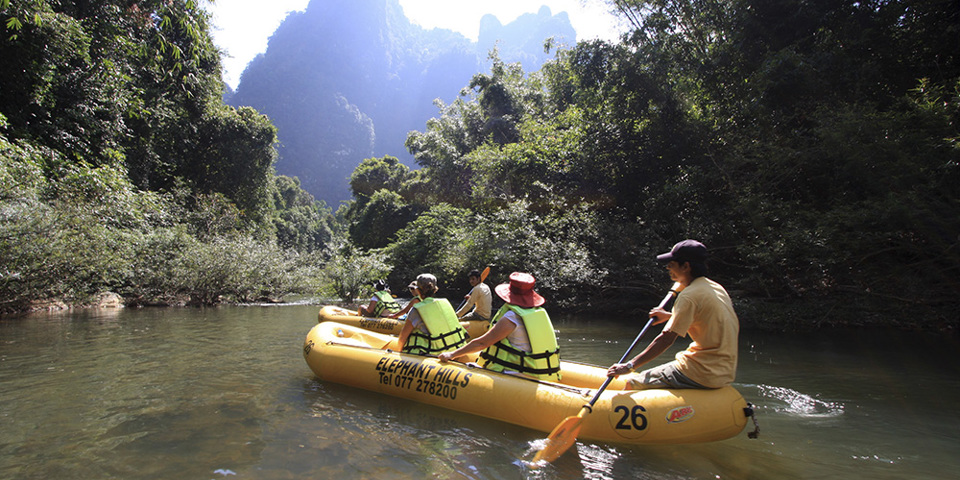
[1,0,45,40]
[378,200,608,305]
[346,188,416,250]
[272,175,335,254]
[349,155,412,199]
[324,244,392,303]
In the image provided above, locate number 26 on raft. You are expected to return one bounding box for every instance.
[609,401,648,440]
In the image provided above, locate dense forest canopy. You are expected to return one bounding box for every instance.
[1,0,957,330]
[1,0,336,312]
[343,0,960,328]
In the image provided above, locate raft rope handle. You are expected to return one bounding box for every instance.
[744,403,760,439]
[326,340,380,350]
[581,398,758,421]
[498,371,588,395]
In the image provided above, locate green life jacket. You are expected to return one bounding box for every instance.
[403,297,468,355]
[479,304,561,381]
[372,290,400,317]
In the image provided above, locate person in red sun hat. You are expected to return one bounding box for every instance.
[439,272,561,381]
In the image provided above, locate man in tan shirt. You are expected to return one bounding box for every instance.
[607,240,739,389]
[456,269,492,322]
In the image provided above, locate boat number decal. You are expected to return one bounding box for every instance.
[375,356,472,400]
[359,319,396,331]
[666,405,695,423]
[613,405,648,431]
[303,340,314,356]
[608,397,651,439]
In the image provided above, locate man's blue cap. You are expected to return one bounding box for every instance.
[657,240,707,264]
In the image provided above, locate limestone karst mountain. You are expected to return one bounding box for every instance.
[229,1,575,207]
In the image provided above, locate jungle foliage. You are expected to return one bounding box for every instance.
[2,0,957,330]
[1,0,335,312]
[342,0,959,328]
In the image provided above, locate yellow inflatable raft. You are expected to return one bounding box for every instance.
[318,305,490,339]
[303,321,750,445]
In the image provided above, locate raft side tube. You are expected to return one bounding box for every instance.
[303,322,748,445]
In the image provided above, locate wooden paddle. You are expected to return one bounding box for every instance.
[456,266,490,312]
[531,281,685,466]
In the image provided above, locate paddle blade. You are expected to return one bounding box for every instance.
[532,415,584,465]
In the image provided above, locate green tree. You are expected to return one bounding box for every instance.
[602,0,960,323]
[349,155,412,199]
[324,243,392,303]
[345,188,417,250]
[0,0,329,312]
[186,105,279,230]
[272,175,335,254]
[384,203,469,290]
[0,2,127,164]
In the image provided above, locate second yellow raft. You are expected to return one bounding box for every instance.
[318,304,491,339]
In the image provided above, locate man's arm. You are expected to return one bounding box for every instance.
[438,318,515,362]
[607,331,679,377]
[456,286,478,317]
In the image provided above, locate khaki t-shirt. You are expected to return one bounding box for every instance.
[457,283,492,318]
[663,276,739,388]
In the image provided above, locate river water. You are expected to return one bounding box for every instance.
[1,304,957,479]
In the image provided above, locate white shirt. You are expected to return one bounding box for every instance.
[406,308,429,334]
[499,310,531,352]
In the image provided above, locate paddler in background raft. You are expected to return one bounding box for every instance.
[438,272,561,382]
[606,240,740,390]
[455,269,492,322]
[357,279,401,318]
[395,274,469,355]
[387,280,421,319]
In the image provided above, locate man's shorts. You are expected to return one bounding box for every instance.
[623,361,709,390]
[458,311,490,322]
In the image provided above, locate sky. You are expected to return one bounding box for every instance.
[204,0,626,89]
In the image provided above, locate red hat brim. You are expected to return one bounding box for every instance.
[495,282,545,308]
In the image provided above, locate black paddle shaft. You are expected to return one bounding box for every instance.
[584,284,683,410]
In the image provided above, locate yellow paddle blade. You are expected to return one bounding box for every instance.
[531,414,584,465]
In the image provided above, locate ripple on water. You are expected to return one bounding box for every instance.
[756,384,845,417]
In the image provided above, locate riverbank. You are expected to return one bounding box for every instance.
[7,289,956,335]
